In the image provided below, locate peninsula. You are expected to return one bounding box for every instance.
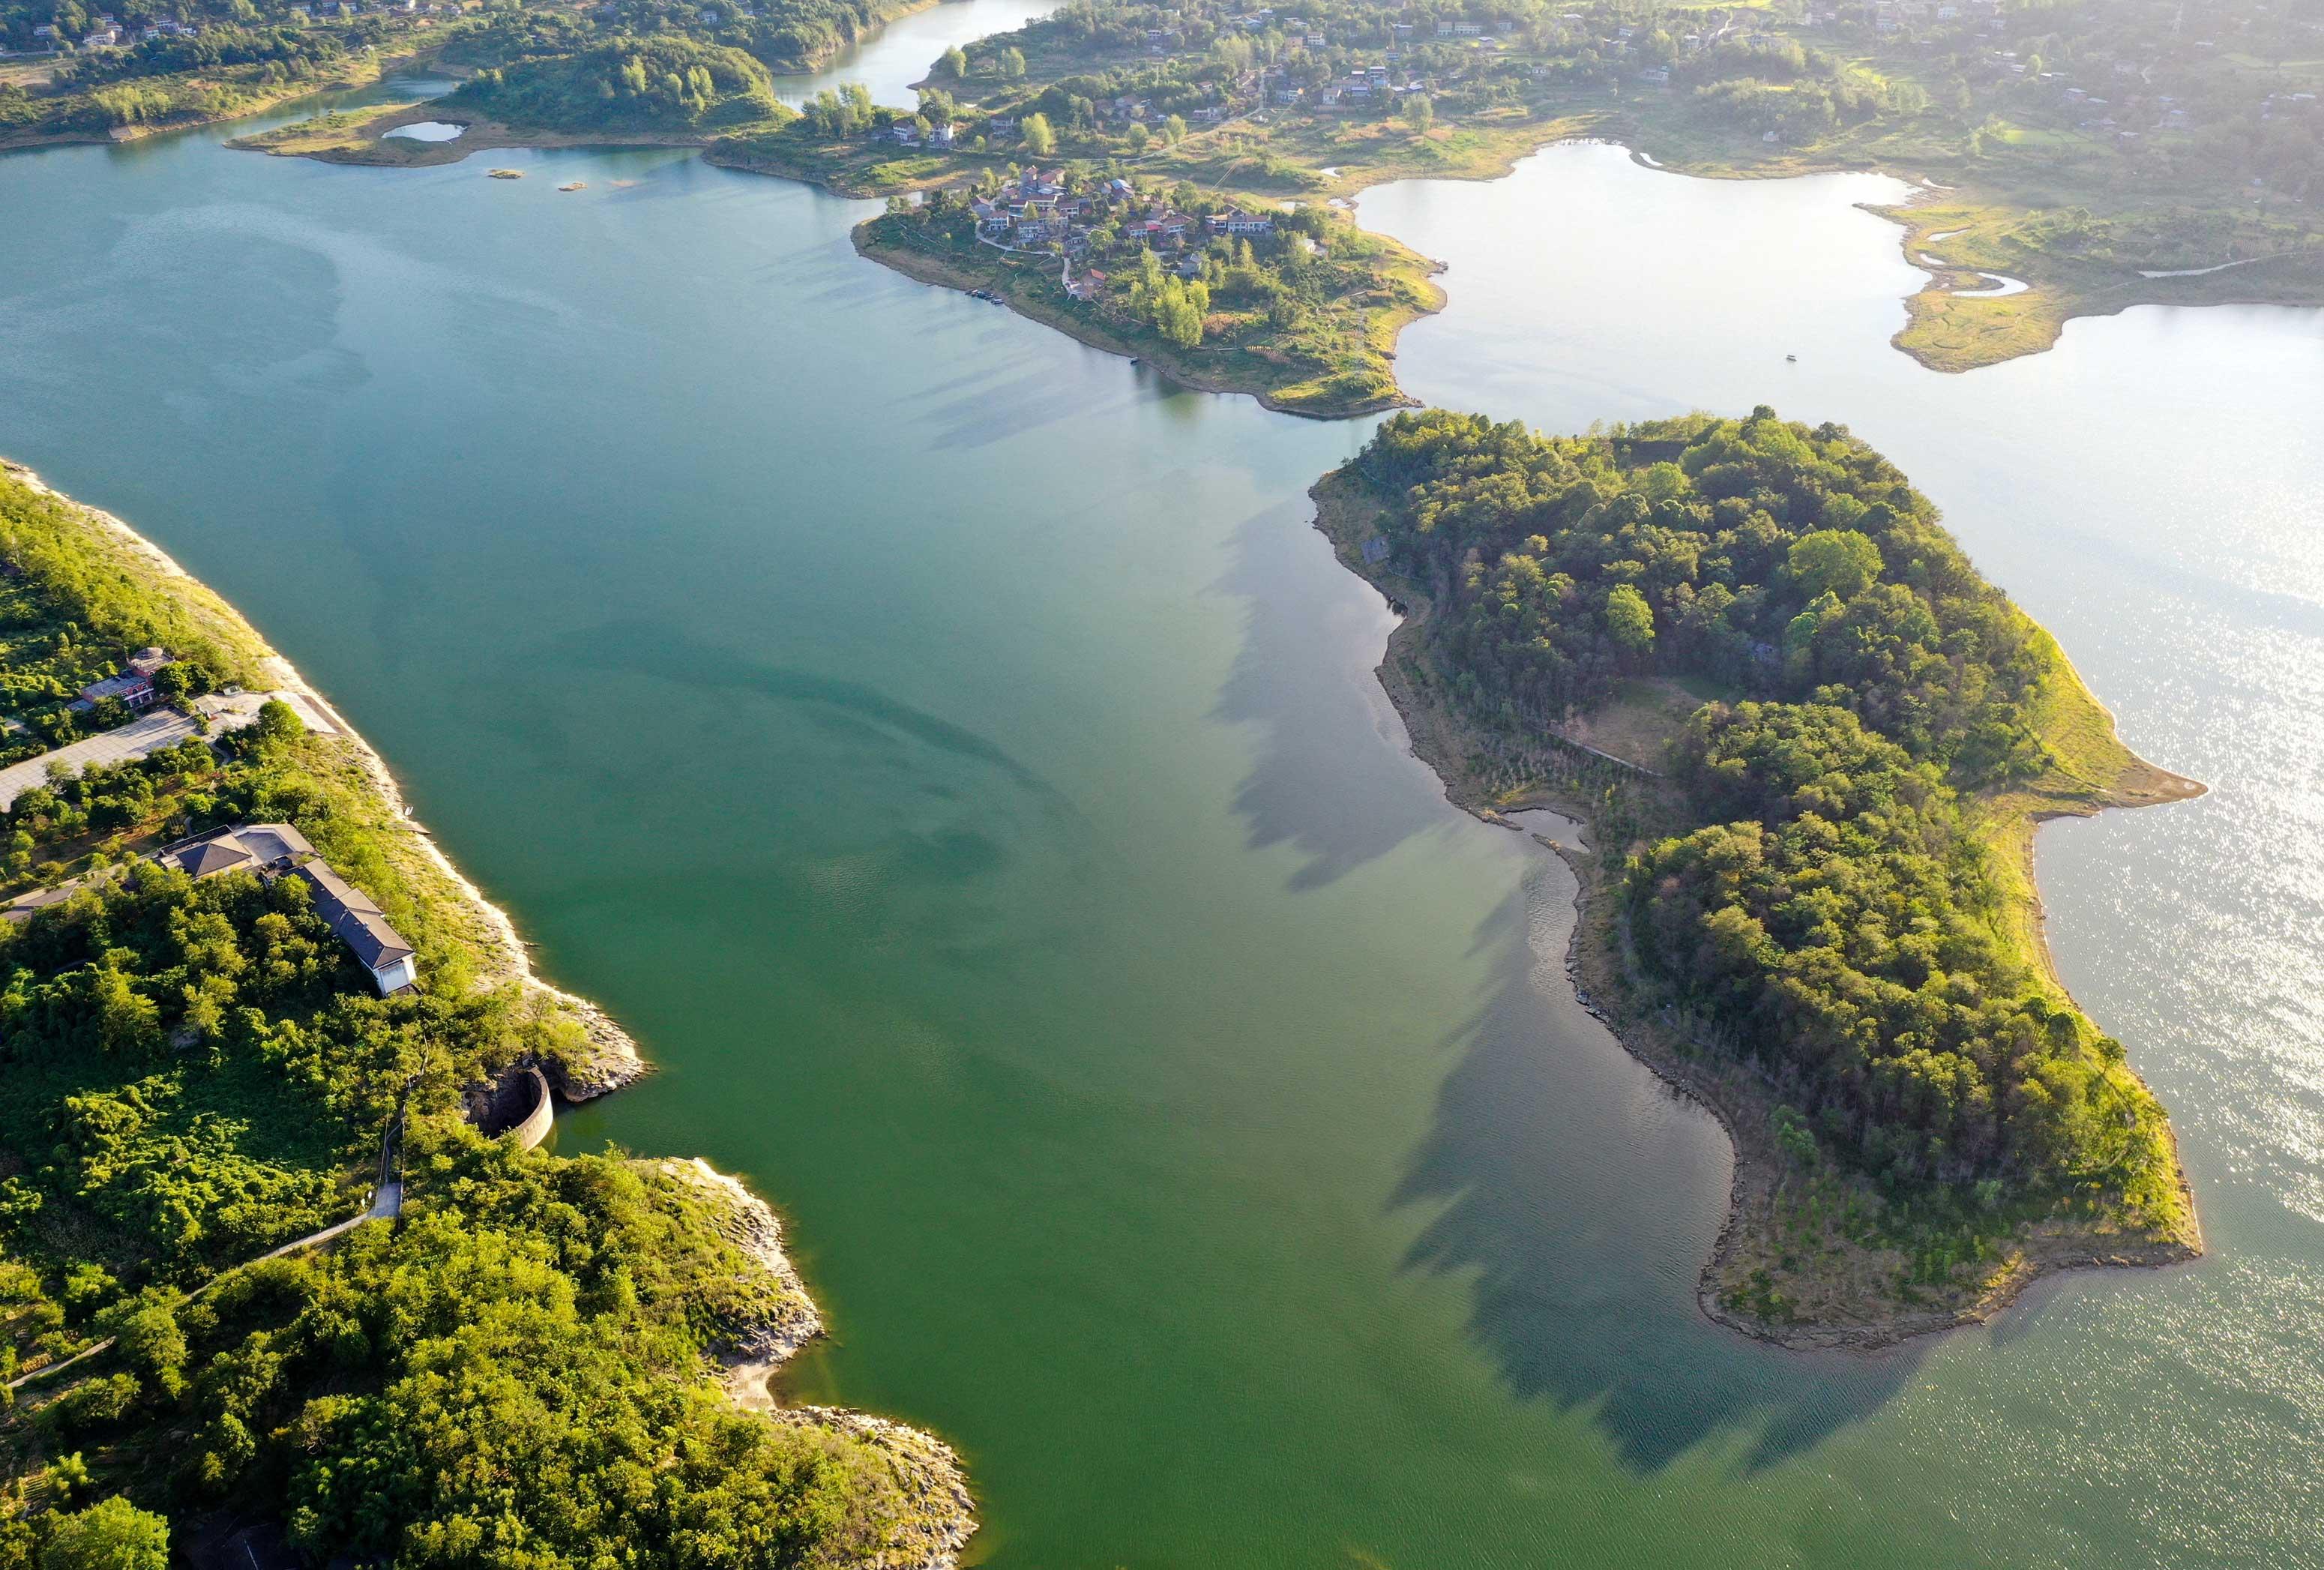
[1314,408,2202,1347]
[220,0,2321,406]
[0,461,974,1567]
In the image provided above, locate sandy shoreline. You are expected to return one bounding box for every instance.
[2,458,646,1099]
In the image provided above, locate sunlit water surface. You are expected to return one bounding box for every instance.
[2,28,2322,1567]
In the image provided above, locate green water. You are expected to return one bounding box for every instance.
[4,35,2323,1566]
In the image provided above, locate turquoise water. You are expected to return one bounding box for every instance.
[3,32,2323,1566]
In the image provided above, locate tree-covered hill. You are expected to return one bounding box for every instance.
[1331,408,2195,1334]
[447,33,788,133]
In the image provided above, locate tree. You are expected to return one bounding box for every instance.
[253,697,303,748]
[1604,583,1655,652]
[1122,120,1150,154]
[1771,1104,1818,1173]
[1020,110,1055,154]
[999,45,1026,79]
[1163,112,1186,145]
[1403,93,1433,133]
[937,44,966,77]
[38,1499,168,1570]
[1786,528,1883,601]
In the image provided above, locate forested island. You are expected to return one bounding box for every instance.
[0,463,974,1568]
[1315,408,2202,1344]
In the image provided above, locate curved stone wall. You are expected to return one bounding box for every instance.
[507,1065,554,1152]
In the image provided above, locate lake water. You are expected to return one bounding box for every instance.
[3,19,2323,1568]
[382,120,465,142]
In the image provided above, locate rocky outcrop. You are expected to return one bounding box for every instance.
[660,1156,825,1390]
[657,1158,977,1569]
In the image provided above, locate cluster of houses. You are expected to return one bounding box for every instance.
[26,11,160,49]
[890,118,963,148]
[28,0,433,48]
[968,169,1277,265]
[1267,59,1434,106]
[1986,46,2315,143]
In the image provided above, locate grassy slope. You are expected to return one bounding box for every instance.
[1310,466,2200,1347]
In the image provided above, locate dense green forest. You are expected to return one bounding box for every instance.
[1346,409,2187,1242]
[447,31,786,130]
[0,469,956,1566]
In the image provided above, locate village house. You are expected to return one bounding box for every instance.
[157,822,419,994]
[1206,208,1275,237]
[68,646,172,714]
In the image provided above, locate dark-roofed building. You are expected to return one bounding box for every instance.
[292,861,418,994]
[157,822,316,879]
[155,822,418,994]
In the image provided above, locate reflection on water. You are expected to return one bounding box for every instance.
[1390,854,1922,1473]
[1364,138,2324,1558]
[3,93,2323,1570]
[775,0,1065,106]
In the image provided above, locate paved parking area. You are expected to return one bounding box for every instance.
[0,690,329,810]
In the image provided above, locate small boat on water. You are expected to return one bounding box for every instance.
[487,168,523,180]
[558,181,586,192]
[1786,353,1798,362]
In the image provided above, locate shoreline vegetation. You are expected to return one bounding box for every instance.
[0,42,417,151]
[0,460,975,1568]
[8,0,2319,382]
[1310,410,2202,1348]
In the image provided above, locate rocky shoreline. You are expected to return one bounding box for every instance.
[665,1158,978,1570]
[1,458,978,1559]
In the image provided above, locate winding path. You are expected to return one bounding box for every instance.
[6,1099,409,1392]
